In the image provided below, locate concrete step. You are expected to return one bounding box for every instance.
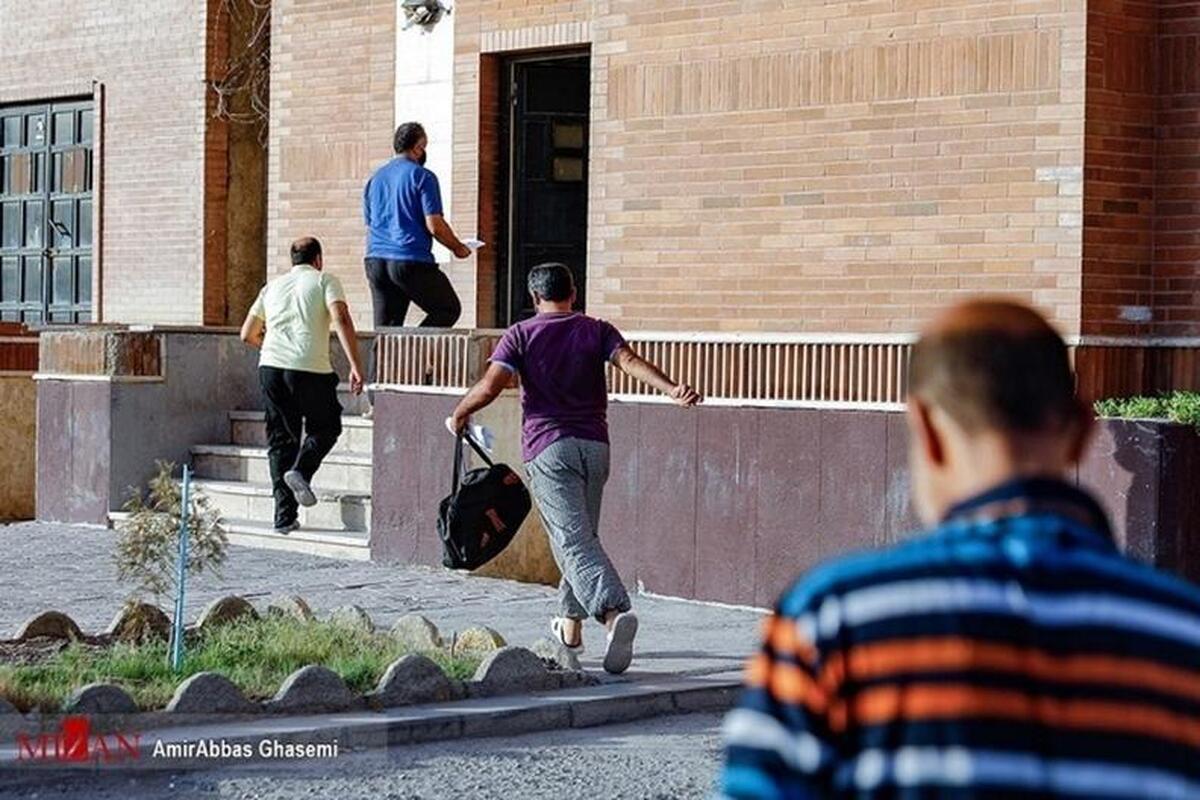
[190,479,371,532]
[106,513,371,562]
[222,518,371,561]
[190,445,372,493]
[228,410,373,455]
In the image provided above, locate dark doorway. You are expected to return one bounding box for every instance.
[499,53,589,325]
[0,99,94,323]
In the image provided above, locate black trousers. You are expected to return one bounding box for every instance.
[259,367,343,527]
[364,258,462,329]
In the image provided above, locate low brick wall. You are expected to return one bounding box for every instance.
[370,394,1200,606]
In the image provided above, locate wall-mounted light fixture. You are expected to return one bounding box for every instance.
[401,0,452,32]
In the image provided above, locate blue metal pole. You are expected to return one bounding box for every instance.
[170,465,191,671]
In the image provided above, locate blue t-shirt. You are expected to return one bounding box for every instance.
[363,157,443,262]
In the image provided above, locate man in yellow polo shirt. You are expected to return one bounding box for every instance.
[239,237,365,534]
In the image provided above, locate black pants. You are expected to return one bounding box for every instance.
[259,367,343,527]
[364,258,462,329]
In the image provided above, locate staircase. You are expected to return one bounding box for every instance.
[186,409,374,561]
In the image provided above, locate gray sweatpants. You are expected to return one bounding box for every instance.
[525,437,632,622]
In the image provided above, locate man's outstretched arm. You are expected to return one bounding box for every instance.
[611,345,702,406]
[330,300,365,395]
[448,363,513,433]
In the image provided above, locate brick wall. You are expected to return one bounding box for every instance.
[1155,1,1200,336]
[0,1,216,324]
[267,0,395,330]
[1082,0,1200,337]
[455,0,1088,334]
[1081,0,1157,335]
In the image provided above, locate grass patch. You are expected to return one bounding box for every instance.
[0,616,480,713]
[1094,391,1200,429]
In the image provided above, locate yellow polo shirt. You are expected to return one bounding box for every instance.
[249,264,347,374]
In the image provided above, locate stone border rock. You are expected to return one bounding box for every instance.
[0,596,595,722]
[13,610,84,642]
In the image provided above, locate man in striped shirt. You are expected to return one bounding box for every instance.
[719,299,1200,799]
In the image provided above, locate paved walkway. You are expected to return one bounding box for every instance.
[0,522,762,681]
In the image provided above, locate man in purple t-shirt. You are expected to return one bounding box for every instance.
[449,263,700,674]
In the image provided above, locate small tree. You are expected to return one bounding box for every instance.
[115,461,228,608]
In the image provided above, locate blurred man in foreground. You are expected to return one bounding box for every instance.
[719,299,1200,799]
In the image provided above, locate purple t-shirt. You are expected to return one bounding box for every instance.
[489,312,627,462]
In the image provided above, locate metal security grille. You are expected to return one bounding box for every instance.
[372,328,914,408]
[371,329,1200,408]
[608,333,914,409]
[0,99,94,323]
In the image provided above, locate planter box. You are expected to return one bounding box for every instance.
[1079,418,1200,584]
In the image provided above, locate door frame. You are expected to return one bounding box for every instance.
[496,48,590,327]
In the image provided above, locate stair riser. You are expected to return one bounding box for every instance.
[201,488,370,531]
[230,420,373,455]
[192,454,373,493]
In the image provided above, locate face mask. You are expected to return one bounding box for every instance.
[417,150,427,166]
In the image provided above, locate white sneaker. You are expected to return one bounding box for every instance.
[550,617,585,654]
[603,612,638,674]
[284,470,317,507]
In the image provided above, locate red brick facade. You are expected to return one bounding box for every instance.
[2,1,1195,338]
[1083,0,1200,336]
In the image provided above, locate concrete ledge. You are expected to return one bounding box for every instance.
[0,673,742,771]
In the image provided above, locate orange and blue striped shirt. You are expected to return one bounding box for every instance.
[719,477,1200,799]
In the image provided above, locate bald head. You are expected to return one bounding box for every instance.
[909,300,1076,433]
[290,236,323,268]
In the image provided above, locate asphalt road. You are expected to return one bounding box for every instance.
[0,712,726,800]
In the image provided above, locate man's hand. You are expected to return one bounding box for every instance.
[349,366,365,395]
[452,243,471,259]
[670,383,702,407]
[445,414,467,435]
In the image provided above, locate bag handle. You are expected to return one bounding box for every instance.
[451,426,494,494]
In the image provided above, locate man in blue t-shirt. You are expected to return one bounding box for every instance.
[363,121,472,329]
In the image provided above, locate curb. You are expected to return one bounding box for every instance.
[0,673,742,772]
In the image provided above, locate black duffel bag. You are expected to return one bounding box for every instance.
[437,428,531,570]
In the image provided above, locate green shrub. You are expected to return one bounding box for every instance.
[115,460,228,605]
[1094,391,1200,429]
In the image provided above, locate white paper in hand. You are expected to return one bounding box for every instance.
[464,238,486,251]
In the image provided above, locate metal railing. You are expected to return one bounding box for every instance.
[373,328,914,409]
[609,332,913,409]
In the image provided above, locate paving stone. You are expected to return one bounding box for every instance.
[328,604,373,633]
[265,665,360,714]
[455,625,506,656]
[196,596,258,630]
[105,602,171,643]
[63,682,138,714]
[13,610,83,642]
[166,672,259,714]
[390,614,443,651]
[0,697,17,715]
[265,595,315,622]
[472,646,557,696]
[368,654,456,709]
[529,637,582,672]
